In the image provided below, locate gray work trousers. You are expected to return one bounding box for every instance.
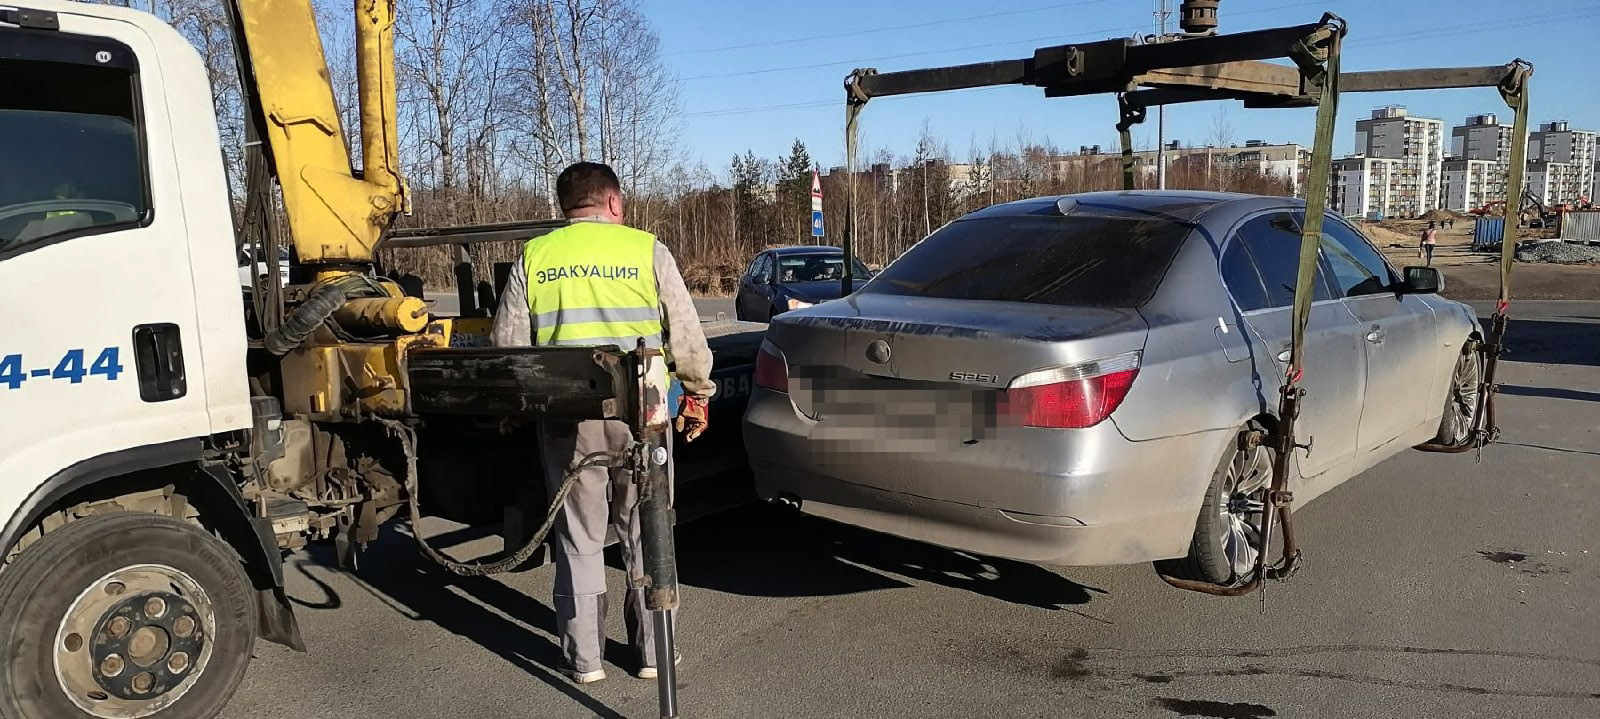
[538,419,676,674]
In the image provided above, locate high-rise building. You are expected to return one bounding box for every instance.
[1348,106,1446,216]
[1442,114,1515,212]
[1451,114,1512,163]
[1527,121,1598,202]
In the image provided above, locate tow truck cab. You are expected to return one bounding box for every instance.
[0,4,761,718]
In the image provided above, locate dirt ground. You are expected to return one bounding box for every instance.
[1365,218,1600,301]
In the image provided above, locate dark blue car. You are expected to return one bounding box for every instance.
[735,246,873,322]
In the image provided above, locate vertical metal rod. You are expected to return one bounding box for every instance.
[652,609,679,718]
[633,344,681,719]
[1156,0,1170,190]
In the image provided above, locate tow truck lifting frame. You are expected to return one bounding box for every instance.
[834,2,1531,597]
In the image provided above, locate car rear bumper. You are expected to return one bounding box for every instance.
[742,388,1225,566]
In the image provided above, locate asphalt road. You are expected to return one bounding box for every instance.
[228,300,1600,719]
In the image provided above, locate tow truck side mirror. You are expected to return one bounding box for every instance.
[1400,266,1442,295]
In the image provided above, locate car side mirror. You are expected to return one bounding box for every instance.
[1401,266,1442,295]
[755,273,772,284]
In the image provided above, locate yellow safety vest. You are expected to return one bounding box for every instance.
[523,221,663,349]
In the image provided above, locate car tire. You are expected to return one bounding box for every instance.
[1155,422,1279,587]
[1431,345,1483,447]
[0,513,256,719]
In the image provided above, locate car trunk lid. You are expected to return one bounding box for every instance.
[766,294,1148,429]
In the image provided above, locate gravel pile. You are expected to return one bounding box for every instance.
[1515,241,1600,264]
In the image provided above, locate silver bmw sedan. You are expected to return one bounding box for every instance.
[743,191,1482,587]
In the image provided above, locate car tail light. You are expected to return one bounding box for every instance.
[754,344,789,393]
[1002,351,1140,429]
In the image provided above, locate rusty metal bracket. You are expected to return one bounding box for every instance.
[845,67,877,106]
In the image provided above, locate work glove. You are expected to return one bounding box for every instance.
[676,396,709,442]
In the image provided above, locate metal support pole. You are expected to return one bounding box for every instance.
[632,343,680,718]
[453,243,477,318]
[1156,0,1170,189]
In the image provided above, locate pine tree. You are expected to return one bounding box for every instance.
[776,139,814,243]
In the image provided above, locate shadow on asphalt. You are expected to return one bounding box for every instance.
[1499,384,1600,403]
[1490,316,1600,367]
[668,503,1107,610]
[290,531,632,719]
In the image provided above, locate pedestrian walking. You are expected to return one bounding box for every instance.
[1421,221,1438,266]
[492,161,714,684]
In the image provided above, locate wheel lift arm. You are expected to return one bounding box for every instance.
[403,344,682,718]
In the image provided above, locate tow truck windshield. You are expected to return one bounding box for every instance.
[0,53,147,253]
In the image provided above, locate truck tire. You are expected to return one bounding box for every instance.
[1155,422,1278,587]
[0,513,256,719]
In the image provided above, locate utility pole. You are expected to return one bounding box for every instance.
[1155,0,1171,190]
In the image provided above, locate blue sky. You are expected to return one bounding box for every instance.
[642,0,1600,174]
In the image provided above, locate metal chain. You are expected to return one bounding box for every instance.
[378,419,631,577]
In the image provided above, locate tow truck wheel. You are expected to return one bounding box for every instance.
[0,513,256,719]
[1156,422,1279,587]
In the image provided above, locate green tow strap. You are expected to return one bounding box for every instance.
[1498,62,1533,313]
[1120,122,1138,191]
[843,101,862,299]
[1288,27,1343,383]
[1117,95,1147,191]
[843,69,871,299]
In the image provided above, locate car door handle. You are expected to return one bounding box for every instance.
[1366,330,1385,344]
[1277,349,1292,362]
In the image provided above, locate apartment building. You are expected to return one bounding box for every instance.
[1351,106,1446,215]
[1527,121,1598,202]
[1451,114,1513,163]
[1440,114,1514,211]
[1442,159,1503,212]
[1332,156,1409,219]
[1526,159,1587,208]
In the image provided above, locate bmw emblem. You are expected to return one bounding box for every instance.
[866,339,891,364]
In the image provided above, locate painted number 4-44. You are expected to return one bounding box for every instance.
[0,348,125,390]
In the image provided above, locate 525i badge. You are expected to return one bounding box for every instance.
[949,371,998,383]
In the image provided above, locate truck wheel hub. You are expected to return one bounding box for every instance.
[55,565,215,718]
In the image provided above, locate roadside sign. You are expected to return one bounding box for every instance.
[811,170,824,236]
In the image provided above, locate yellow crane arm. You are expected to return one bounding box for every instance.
[230,0,405,272]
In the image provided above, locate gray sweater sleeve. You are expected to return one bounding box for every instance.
[491,255,531,347]
[655,241,716,399]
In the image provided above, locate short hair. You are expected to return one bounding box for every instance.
[556,162,621,213]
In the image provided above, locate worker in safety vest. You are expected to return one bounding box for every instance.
[490,161,714,684]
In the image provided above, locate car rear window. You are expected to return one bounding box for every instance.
[859,214,1192,307]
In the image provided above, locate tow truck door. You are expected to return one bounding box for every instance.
[0,12,216,517]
